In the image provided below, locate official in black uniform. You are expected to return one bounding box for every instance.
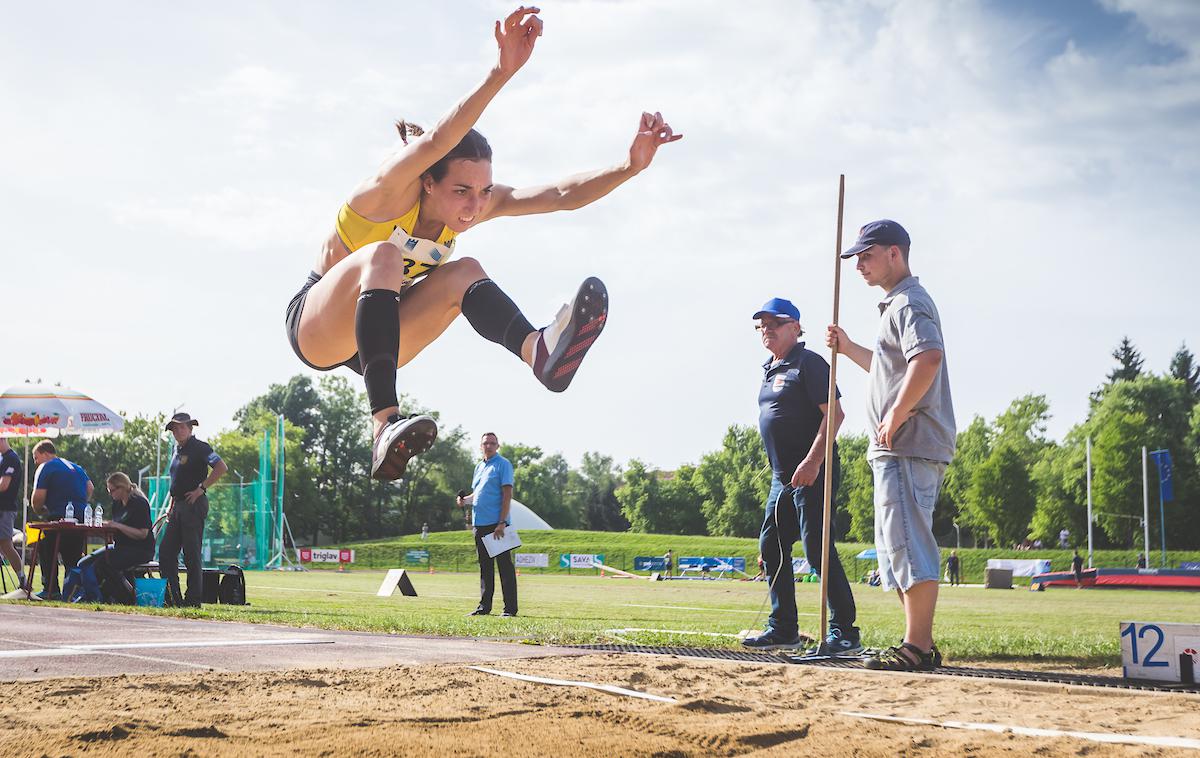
[78,472,155,604]
[160,413,227,606]
[742,298,861,653]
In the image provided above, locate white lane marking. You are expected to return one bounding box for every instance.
[468,666,678,703]
[606,628,742,639]
[840,712,1200,750]
[0,637,329,659]
[622,603,816,616]
[246,585,476,600]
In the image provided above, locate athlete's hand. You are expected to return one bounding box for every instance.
[495,6,543,77]
[628,111,682,174]
[876,406,915,450]
[791,458,821,488]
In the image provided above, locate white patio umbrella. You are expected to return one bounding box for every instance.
[0,383,126,531]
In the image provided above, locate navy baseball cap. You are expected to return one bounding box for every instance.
[752,297,800,321]
[840,219,910,258]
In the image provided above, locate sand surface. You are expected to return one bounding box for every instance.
[2,653,1198,757]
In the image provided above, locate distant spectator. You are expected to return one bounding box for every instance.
[1072,549,1084,588]
[1058,528,1070,549]
[1136,553,1147,569]
[30,440,93,599]
[421,522,429,541]
[663,549,673,578]
[946,551,960,586]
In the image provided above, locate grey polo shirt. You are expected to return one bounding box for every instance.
[867,276,956,462]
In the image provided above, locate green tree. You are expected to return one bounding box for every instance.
[965,440,1037,547]
[1086,375,1197,549]
[1108,336,1144,384]
[564,452,627,531]
[694,425,770,538]
[836,433,873,542]
[1169,343,1200,401]
[942,416,991,544]
[616,461,706,535]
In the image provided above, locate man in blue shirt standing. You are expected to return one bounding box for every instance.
[30,440,93,599]
[457,432,517,617]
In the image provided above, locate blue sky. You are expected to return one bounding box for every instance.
[2,0,1197,469]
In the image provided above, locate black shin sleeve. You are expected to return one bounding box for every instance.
[355,289,401,414]
[460,278,535,357]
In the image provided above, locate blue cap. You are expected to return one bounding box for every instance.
[841,219,910,258]
[752,297,800,321]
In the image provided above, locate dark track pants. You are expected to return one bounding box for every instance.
[159,495,208,606]
[473,524,517,615]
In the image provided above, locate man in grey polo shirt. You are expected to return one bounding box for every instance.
[827,219,956,671]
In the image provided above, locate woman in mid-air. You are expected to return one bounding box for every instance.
[285,6,681,481]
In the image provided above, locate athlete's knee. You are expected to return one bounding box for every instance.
[355,242,407,281]
[445,256,487,286]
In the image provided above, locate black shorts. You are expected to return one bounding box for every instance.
[285,271,364,374]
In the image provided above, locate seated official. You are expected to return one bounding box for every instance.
[78,472,155,604]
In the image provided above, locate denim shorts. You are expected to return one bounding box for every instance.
[871,455,946,592]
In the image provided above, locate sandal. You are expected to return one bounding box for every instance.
[864,641,939,671]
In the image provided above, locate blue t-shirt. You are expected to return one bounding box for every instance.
[33,457,91,518]
[471,454,514,527]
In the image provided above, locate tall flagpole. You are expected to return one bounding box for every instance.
[818,175,845,654]
[1141,446,1150,565]
[1086,436,1093,568]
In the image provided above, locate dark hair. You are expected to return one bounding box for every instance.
[33,439,56,456]
[481,432,498,442]
[396,120,492,182]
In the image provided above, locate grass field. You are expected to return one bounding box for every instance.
[337,528,1200,585]
[63,568,1200,667]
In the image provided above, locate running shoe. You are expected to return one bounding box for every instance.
[371,414,438,481]
[532,277,608,392]
[741,629,804,651]
[864,641,939,671]
[825,627,865,656]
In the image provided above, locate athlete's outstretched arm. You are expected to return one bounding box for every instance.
[483,111,682,218]
[362,7,543,199]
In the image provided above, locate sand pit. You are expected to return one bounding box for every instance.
[2,652,1198,756]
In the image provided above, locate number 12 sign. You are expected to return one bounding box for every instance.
[1120,621,1200,683]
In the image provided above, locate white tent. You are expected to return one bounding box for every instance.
[507,499,552,530]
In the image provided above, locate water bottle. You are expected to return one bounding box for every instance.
[93,503,103,527]
[83,504,93,527]
[65,502,74,523]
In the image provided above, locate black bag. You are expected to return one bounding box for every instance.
[218,565,247,605]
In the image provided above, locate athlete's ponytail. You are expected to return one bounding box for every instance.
[395,120,426,144]
[395,119,492,182]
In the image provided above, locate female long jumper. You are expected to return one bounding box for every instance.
[284,7,681,481]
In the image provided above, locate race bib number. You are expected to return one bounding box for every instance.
[387,226,455,280]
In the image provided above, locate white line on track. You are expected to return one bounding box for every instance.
[245,585,477,600]
[840,712,1200,750]
[606,628,742,639]
[468,666,678,703]
[0,638,329,659]
[622,603,815,616]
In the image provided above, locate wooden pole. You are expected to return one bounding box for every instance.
[818,175,845,652]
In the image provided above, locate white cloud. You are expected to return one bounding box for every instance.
[1,0,1197,469]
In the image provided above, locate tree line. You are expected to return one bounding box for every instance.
[44,338,1199,550]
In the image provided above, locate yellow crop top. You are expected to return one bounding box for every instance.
[335,200,458,280]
